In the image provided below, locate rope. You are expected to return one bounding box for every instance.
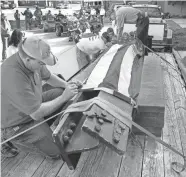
[1,77,89,146]
[1,110,65,145]
[142,44,182,75]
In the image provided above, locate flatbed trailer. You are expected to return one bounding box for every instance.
[1,48,186,177]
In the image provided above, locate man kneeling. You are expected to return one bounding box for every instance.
[1,37,81,159]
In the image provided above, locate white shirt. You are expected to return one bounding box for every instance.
[100,8,105,16]
[6,45,18,58]
[77,36,106,55]
[91,9,96,16]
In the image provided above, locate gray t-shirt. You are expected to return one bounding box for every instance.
[116,7,141,30]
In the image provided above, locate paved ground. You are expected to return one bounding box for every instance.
[21,25,110,80]
[171,18,186,28]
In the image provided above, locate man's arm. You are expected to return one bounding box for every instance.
[46,73,67,88]
[117,26,124,41]
[30,83,78,120]
[21,11,25,15]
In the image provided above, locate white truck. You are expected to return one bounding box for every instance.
[112,4,173,52]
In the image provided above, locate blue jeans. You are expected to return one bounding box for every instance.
[2,88,64,158]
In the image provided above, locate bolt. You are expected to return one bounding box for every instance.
[101,111,107,117]
[94,124,101,132]
[67,129,73,136]
[69,122,76,129]
[63,135,70,143]
[98,118,104,125]
[113,137,120,144]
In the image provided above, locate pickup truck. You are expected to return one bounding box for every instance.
[112,4,173,52]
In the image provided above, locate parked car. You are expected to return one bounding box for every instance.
[56,2,69,9]
[1,1,16,9]
[132,4,172,52]
[56,3,65,9]
[111,4,172,52]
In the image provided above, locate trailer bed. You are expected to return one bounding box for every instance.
[1,53,186,177]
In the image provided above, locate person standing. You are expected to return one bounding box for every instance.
[136,12,149,54]
[90,7,96,16]
[14,10,21,29]
[1,13,11,60]
[115,6,141,41]
[22,8,33,30]
[99,6,105,26]
[34,6,43,27]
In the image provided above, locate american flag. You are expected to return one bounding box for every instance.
[82,39,144,101]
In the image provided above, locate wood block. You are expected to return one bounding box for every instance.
[82,91,133,155]
[133,54,165,136]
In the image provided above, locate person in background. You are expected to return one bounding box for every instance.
[90,7,96,16]
[56,10,65,20]
[95,5,100,16]
[1,13,11,60]
[21,8,33,30]
[34,6,43,27]
[115,6,141,41]
[76,32,111,68]
[136,12,149,55]
[6,29,24,58]
[99,6,105,26]
[107,27,117,44]
[46,10,53,21]
[14,10,21,29]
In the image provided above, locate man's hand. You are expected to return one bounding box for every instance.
[63,82,79,100]
[106,42,112,47]
[68,80,83,89]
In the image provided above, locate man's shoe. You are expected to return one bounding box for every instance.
[1,143,19,158]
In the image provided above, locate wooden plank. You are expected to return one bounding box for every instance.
[118,136,145,177]
[58,145,121,177]
[161,54,184,177]
[165,53,186,160]
[78,145,122,177]
[133,53,165,136]
[137,53,165,110]
[1,152,28,177]
[142,136,164,177]
[31,158,64,177]
[5,153,45,177]
[56,151,90,177]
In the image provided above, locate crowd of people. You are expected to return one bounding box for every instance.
[1,4,150,159]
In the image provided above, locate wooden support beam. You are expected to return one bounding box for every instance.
[133,53,165,137]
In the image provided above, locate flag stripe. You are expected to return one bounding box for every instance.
[118,45,137,97]
[83,40,143,99]
[85,44,122,88]
[99,43,134,94]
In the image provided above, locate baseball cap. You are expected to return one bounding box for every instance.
[18,36,58,66]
